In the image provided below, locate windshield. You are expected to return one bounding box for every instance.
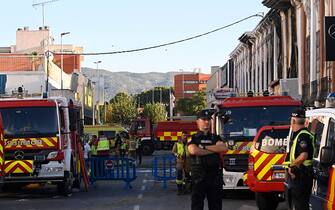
[1,107,59,138]
[220,106,299,137]
[255,128,289,153]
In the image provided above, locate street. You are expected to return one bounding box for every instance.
[0,152,287,210]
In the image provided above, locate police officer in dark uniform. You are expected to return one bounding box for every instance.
[188,109,228,210]
[285,109,315,210]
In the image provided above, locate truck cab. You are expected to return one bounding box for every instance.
[305,108,335,210]
[215,95,301,190]
[0,97,83,195]
[246,125,290,210]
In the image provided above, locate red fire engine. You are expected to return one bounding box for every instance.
[0,94,88,195]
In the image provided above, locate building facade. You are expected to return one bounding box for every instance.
[174,73,210,101]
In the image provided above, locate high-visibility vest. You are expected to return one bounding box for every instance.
[97,138,110,151]
[177,142,187,158]
[121,141,127,150]
[91,145,97,156]
[289,130,315,167]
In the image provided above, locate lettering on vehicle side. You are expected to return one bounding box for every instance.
[261,138,288,147]
[5,139,43,147]
[200,140,212,144]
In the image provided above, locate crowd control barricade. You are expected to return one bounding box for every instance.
[152,154,176,189]
[89,157,137,189]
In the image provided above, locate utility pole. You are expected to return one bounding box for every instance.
[33,0,60,94]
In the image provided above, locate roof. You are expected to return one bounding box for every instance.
[306,108,335,117]
[218,96,302,108]
[0,99,57,108]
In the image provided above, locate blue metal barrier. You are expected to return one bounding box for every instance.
[152,154,176,189]
[89,157,137,189]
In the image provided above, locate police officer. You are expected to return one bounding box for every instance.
[172,130,191,195]
[285,109,315,210]
[188,109,228,210]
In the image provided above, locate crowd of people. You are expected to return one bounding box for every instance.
[83,133,142,165]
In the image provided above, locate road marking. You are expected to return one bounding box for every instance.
[141,185,146,191]
[137,194,143,199]
[133,205,140,210]
[142,179,147,184]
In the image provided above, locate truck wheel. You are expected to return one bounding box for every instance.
[58,171,73,196]
[142,141,154,156]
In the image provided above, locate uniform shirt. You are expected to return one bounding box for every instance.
[288,128,314,161]
[188,131,223,170]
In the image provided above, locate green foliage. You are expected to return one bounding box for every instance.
[134,87,173,107]
[143,103,167,124]
[175,91,206,115]
[109,92,137,125]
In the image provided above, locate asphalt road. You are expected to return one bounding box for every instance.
[0,151,288,210]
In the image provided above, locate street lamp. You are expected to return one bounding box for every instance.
[60,32,70,89]
[94,60,102,124]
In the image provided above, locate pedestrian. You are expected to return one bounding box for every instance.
[90,135,98,157]
[188,109,228,210]
[115,133,122,156]
[285,109,315,210]
[135,137,142,165]
[83,139,91,171]
[120,136,127,158]
[172,130,191,195]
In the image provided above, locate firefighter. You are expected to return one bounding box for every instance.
[188,109,228,210]
[128,136,137,159]
[172,130,191,195]
[135,137,142,165]
[285,109,315,210]
[120,136,128,158]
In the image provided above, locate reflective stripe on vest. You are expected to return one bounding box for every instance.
[290,130,315,167]
[91,145,97,155]
[97,139,110,151]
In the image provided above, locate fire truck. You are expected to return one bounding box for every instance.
[0,92,84,195]
[129,116,197,155]
[246,125,290,210]
[215,94,301,190]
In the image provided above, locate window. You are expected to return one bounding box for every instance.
[326,119,335,147]
[184,90,196,94]
[255,128,290,153]
[184,80,198,84]
[308,116,326,158]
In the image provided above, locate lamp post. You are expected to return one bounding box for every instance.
[60,32,70,89]
[94,60,102,124]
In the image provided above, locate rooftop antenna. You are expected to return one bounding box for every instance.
[32,0,59,96]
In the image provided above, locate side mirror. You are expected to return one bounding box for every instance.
[320,146,333,165]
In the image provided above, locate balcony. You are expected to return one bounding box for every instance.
[319,77,331,101]
[262,0,292,9]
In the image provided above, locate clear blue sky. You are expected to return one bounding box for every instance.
[1,0,268,73]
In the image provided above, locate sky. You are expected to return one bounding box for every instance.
[1,0,268,73]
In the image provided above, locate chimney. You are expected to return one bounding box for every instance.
[44,26,49,30]
[17,28,22,31]
[39,27,43,30]
[23,26,29,31]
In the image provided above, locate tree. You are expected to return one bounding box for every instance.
[143,103,167,124]
[175,91,207,115]
[190,91,207,114]
[109,92,137,126]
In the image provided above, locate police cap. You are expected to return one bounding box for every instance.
[197,109,213,120]
[291,109,306,118]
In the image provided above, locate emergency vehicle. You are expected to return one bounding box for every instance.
[129,116,197,155]
[0,90,85,195]
[304,106,335,210]
[246,125,290,210]
[215,94,301,190]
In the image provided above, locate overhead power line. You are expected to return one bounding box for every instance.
[59,12,264,56]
